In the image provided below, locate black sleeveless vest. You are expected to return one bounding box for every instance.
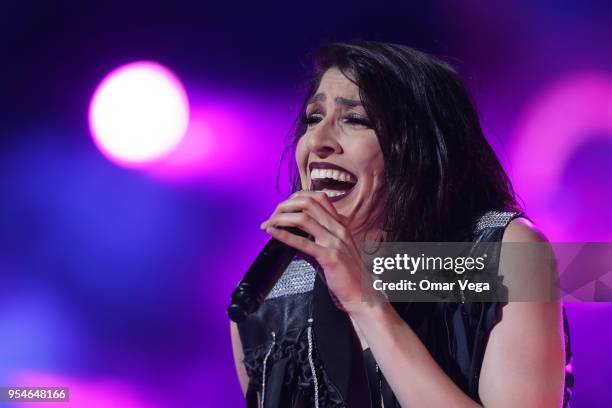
[237,211,574,407]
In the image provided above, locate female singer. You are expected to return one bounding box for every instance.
[230,41,572,407]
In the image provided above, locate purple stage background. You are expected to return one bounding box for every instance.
[1,1,611,407]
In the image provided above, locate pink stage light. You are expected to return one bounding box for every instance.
[143,90,294,189]
[89,61,190,167]
[511,73,612,241]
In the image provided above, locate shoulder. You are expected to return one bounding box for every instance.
[502,217,548,244]
[499,216,555,280]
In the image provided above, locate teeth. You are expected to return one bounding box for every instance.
[320,189,346,197]
[310,167,355,182]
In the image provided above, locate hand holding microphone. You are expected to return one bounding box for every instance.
[228,190,367,321]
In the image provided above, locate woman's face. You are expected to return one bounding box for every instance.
[296,67,385,235]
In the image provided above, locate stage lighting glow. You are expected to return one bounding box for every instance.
[89,61,189,166]
[511,73,612,241]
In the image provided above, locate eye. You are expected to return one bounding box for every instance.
[344,114,372,128]
[301,113,323,127]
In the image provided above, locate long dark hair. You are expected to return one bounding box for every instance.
[285,41,519,242]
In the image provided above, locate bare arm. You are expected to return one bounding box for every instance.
[478,219,565,407]
[230,321,249,396]
[350,218,565,407]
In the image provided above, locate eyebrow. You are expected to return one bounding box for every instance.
[307,93,362,107]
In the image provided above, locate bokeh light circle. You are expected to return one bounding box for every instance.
[89,61,190,166]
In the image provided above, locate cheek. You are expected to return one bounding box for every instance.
[352,137,384,179]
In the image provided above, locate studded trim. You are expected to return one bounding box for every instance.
[474,210,517,232]
[266,258,317,299]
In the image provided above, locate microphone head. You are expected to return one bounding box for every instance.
[227,303,247,323]
[227,283,260,323]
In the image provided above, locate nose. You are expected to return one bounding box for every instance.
[307,118,343,158]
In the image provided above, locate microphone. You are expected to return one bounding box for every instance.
[227,226,309,323]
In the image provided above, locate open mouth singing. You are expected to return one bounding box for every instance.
[309,162,358,202]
